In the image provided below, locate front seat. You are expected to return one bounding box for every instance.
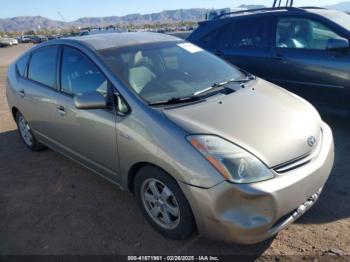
[128,51,155,93]
[291,21,313,49]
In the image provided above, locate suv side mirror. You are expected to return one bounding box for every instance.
[326,38,349,52]
[115,92,130,115]
[74,91,108,109]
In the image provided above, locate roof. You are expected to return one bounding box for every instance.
[209,6,334,21]
[64,32,181,51]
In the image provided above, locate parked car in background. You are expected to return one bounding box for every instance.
[9,38,18,45]
[188,7,350,110]
[0,37,18,47]
[0,37,12,47]
[31,35,48,44]
[6,33,334,244]
[18,35,32,43]
[47,35,62,40]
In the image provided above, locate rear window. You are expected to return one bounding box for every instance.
[28,46,59,88]
[16,54,30,77]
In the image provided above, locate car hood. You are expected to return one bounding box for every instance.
[163,78,322,168]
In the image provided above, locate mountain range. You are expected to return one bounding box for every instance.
[1,2,350,32]
[0,9,210,32]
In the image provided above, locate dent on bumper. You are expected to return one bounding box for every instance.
[180,123,334,244]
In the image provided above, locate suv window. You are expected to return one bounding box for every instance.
[16,53,30,77]
[227,18,270,49]
[276,17,341,50]
[60,47,108,95]
[28,46,58,87]
[201,24,227,49]
[203,17,270,50]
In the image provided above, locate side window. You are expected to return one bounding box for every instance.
[28,46,58,88]
[226,18,270,49]
[60,47,108,95]
[201,25,227,49]
[16,53,30,77]
[276,17,341,50]
[207,18,270,50]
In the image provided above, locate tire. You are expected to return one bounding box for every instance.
[16,111,45,151]
[134,165,196,240]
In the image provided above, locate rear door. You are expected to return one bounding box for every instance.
[20,45,60,143]
[54,46,120,180]
[201,16,273,79]
[269,15,350,109]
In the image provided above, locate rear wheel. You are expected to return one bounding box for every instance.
[135,166,196,240]
[16,111,45,151]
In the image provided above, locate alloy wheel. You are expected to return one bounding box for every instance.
[141,178,180,230]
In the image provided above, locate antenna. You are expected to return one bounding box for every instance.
[290,0,293,6]
[273,0,277,7]
[57,11,66,22]
[278,0,282,7]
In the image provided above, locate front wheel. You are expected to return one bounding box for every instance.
[135,166,196,240]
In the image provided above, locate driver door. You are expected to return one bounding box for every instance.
[269,16,350,109]
[54,46,120,180]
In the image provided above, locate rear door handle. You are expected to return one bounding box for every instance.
[56,105,66,116]
[19,89,25,97]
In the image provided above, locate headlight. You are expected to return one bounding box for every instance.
[187,135,274,183]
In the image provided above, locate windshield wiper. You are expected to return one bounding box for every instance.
[193,74,256,96]
[148,95,202,106]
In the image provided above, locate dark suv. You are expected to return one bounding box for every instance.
[188,7,350,110]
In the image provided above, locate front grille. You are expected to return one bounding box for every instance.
[273,154,312,173]
[273,129,323,173]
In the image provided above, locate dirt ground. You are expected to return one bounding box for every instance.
[0,44,349,259]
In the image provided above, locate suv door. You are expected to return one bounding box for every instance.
[200,16,273,79]
[21,45,60,143]
[270,15,350,109]
[55,46,120,180]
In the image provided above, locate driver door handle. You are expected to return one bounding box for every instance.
[56,105,66,116]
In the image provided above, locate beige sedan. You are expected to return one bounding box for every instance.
[6,33,334,243]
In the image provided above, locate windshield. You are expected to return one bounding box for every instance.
[322,11,350,31]
[99,41,245,104]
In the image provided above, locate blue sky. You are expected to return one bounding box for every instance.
[0,0,342,21]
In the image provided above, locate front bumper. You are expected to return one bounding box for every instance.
[180,122,334,244]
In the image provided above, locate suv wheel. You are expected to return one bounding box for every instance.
[135,165,196,239]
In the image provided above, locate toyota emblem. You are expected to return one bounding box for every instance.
[308,136,316,147]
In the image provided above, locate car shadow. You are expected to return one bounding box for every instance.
[296,111,350,224]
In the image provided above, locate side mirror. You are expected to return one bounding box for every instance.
[74,91,108,109]
[326,38,349,52]
[114,92,130,115]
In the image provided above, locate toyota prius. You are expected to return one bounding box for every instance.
[6,33,334,243]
